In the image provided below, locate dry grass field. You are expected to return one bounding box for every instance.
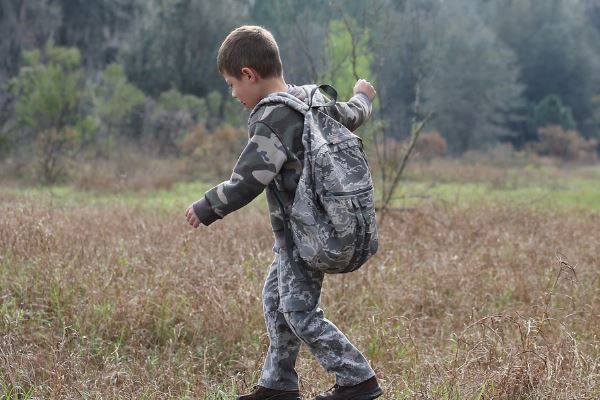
[1,162,599,399]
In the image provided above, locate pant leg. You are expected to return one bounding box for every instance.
[258,249,302,391]
[277,248,375,386]
[283,308,375,386]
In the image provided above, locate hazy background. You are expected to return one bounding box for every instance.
[1,0,599,185]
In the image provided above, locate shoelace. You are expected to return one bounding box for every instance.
[249,385,261,393]
[326,383,341,393]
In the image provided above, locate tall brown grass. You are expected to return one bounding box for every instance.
[1,193,599,398]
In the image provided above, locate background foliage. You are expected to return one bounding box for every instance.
[1,0,599,177]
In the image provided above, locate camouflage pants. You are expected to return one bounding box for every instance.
[258,246,375,391]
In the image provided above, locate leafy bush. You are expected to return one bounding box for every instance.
[204,89,249,129]
[148,89,207,156]
[94,63,146,153]
[8,42,88,183]
[532,95,576,130]
[0,130,11,157]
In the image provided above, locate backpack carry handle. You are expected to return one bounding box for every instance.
[308,84,337,108]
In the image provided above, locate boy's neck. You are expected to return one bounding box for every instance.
[259,76,288,99]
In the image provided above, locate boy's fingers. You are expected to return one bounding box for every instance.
[185,208,200,228]
[186,209,196,225]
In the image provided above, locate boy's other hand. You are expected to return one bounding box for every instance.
[353,79,376,102]
[185,205,201,228]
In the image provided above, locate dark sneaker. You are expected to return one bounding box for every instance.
[237,385,301,400]
[314,376,383,400]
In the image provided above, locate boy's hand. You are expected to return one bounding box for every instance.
[185,205,200,228]
[353,79,376,102]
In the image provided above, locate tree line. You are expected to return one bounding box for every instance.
[1,0,599,182]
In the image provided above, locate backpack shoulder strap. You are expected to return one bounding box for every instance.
[267,182,296,265]
[306,84,338,108]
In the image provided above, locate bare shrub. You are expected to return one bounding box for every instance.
[461,143,533,168]
[179,123,247,179]
[368,135,405,177]
[530,125,598,162]
[178,123,207,156]
[0,155,35,183]
[35,128,79,184]
[408,158,508,186]
[149,108,194,156]
[414,130,447,161]
[71,143,182,192]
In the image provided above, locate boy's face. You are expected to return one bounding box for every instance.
[223,68,262,109]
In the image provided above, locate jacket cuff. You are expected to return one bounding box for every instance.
[354,91,372,104]
[193,196,221,226]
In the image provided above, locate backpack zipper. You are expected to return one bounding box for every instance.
[324,186,373,197]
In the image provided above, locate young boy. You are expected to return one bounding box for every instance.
[185,25,382,400]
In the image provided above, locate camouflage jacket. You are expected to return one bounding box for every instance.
[193,84,372,242]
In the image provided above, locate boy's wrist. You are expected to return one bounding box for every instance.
[193,196,221,226]
[354,91,372,103]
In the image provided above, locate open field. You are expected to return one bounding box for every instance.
[3,0,600,397]
[1,162,599,399]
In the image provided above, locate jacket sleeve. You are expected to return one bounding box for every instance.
[324,92,372,132]
[192,122,287,226]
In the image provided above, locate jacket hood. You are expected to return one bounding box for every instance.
[248,83,330,124]
[287,83,330,107]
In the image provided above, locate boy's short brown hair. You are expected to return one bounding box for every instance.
[217,25,283,79]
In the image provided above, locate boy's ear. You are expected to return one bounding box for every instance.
[241,67,259,82]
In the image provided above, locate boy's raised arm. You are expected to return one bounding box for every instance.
[325,79,377,132]
[191,122,287,226]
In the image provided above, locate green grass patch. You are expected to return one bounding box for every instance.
[3,163,599,212]
[388,176,600,212]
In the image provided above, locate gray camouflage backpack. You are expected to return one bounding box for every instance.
[255,84,378,274]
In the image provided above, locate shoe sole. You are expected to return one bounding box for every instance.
[348,387,384,400]
[237,394,300,400]
[314,387,383,400]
